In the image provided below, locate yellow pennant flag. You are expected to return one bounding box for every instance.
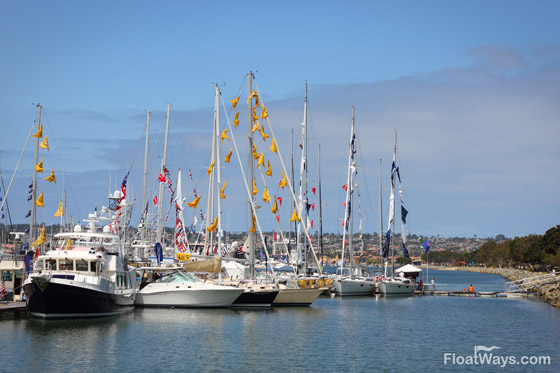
[35,158,44,173]
[262,186,270,202]
[271,195,278,214]
[54,201,65,217]
[32,225,47,246]
[207,161,215,175]
[186,196,201,209]
[270,138,278,153]
[40,137,49,151]
[261,105,268,120]
[289,208,300,223]
[32,124,43,139]
[234,112,240,128]
[252,179,258,196]
[279,171,288,189]
[221,128,230,143]
[36,191,44,207]
[254,96,260,108]
[252,108,259,123]
[265,160,272,176]
[260,126,269,141]
[206,217,218,232]
[247,90,257,104]
[257,152,264,168]
[230,96,240,109]
[249,214,256,232]
[224,147,233,163]
[252,120,260,134]
[220,180,226,199]
[44,169,56,183]
[252,144,259,160]
[64,237,73,250]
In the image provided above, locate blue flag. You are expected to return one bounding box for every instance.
[403,243,410,259]
[382,230,391,259]
[154,242,163,265]
[422,240,431,253]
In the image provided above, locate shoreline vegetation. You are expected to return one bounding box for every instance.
[436,266,560,309]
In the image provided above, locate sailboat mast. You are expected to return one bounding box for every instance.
[340,107,354,278]
[157,103,171,244]
[391,130,397,276]
[379,157,383,268]
[142,110,150,225]
[215,85,223,281]
[348,107,355,279]
[318,144,323,268]
[29,104,42,248]
[247,72,255,279]
[300,82,309,274]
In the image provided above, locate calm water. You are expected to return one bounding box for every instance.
[1,270,559,372]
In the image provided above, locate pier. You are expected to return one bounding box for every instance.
[0,301,29,319]
[415,290,534,298]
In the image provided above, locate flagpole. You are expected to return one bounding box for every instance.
[30,104,42,251]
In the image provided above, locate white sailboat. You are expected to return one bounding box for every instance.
[379,130,415,295]
[333,107,376,296]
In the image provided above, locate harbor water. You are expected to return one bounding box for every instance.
[1,270,559,372]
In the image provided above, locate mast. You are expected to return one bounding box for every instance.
[156,103,171,244]
[348,107,355,279]
[288,128,294,261]
[378,157,383,269]
[318,144,323,268]
[215,84,223,281]
[340,107,355,278]
[297,82,309,274]
[247,72,255,279]
[29,104,42,249]
[391,130,397,277]
[142,110,151,241]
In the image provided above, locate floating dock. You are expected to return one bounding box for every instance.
[0,301,29,319]
[415,290,533,298]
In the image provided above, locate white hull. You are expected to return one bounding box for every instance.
[273,288,323,306]
[379,278,415,295]
[333,278,376,296]
[136,282,244,307]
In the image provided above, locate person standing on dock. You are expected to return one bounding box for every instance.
[430,277,436,291]
[468,284,474,293]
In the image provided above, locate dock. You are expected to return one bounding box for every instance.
[415,290,534,298]
[0,301,29,319]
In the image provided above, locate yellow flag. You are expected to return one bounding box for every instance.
[35,158,44,173]
[220,180,226,199]
[54,201,64,217]
[252,120,260,134]
[262,186,270,202]
[289,208,300,222]
[44,169,56,183]
[271,195,278,214]
[252,144,259,159]
[247,90,257,104]
[260,127,269,142]
[270,138,278,153]
[265,160,272,176]
[224,147,233,163]
[249,214,256,232]
[36,191,44,207]
[207,160,215,175]
[40,137,49,151]
[64,237,73,250]
[32,225,46,246]
[257,152,264,168]
[254,96,260,108]
[261,105,268,120]
[252,108,259,123]
[252,179,258,196]
[221,128,230,143]
[32,124,43,139]
[279,171,287,189]
[234,112,240,128]
[230,96,240,109]
[186,196,201,209]
[206,217,218,232]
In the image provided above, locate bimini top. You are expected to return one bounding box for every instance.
[395,264,423,273]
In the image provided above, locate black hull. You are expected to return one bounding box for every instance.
[231,290,279,308]
[23,281,134,319]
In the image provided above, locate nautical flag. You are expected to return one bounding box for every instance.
[342,184,348,191]
[225,148,233,163]
[403,243,410,259]
[193,188,198,197]
[252,144,259,159]
[188,169,193,180]
[207,161,215,175]
[271,196,278,214]
[220,181,226,199]
[261,105,268,120]
[40,137,49,151]
[234,112,240,128]
[249,214,256,233]
[262,186,270,202]
[25,210,31,218]
[54,201,64,217]
[289,208,299,223]
[277,196,282,206]
[44,169,56,183]
[270,139,278,153]
[312,187,316,195]
[247,90,257,104]
[382,230,391,259]
[24,252,33,273]
[274,233,277,242]
[260,127,269,141]
[422,240,431,253]
[278,171,287,189]
[186,196,201,209]
[265,161,272,176]
[158,172,166,182]
[275,215,280,222]
[252,179,258,195]
[153,195,158,204]
[199,209,205,221]
[401,206,408,224]
[121,172,129,198]
[155,242,163,265]
[1,278,5,301]
[221,128,230,143]
[230,96,240,109]
[36,192,44,207]
[252,109,259,123]
[32,124,43,138]
[27,195,32,201]
[257,152,264,168]
[32,225,47,247]
[35,158,44,173]
[310,203,315,212]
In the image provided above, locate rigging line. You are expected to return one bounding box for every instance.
[353,124,375,230]
[125,121,146,175]
[0,158,14,230]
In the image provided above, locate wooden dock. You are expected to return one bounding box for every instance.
[0,301,29,319]
[415,290,533,298]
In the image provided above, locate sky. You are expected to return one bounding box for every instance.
[1,0,559,239]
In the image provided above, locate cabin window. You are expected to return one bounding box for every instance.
[1,270,13,282]
[116,273,128,288]
[76,260,89,272]
[46,259,56,270]
[90,262,96,272]
[35,259,44,271]
[59,259,74,271]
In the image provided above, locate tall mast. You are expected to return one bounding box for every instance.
[215,84,223,281]
[318,144,323,268]
[247,72,255,279]
[141,111,150,242]
[297,82,309,274]
[348,107,355,279]
[340,107,355,278]
[379,157,383,269]
[157,103,171,244]
[29,104,42,248]
[391,129,397,276]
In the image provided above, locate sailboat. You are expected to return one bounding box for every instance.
[379,130,415,295]
[333,107,376,296]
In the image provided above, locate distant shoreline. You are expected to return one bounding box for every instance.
[430,265,560,308]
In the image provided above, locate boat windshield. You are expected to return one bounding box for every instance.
[54,235,118,251]
[154,270,201,284]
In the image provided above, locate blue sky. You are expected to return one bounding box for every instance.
[1,1,559,238]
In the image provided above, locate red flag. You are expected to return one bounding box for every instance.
[310,203,315,211]
[275,215,280,222]
[342,184,348,191]
[277,196,282,206]
[274,233,277,242]
[312,187,316,194]
[310,236,313,243]
[153,195,158,204]
[158,173,166,182]
[341,220,345,226]
[35,248,39,259]
[343,202,346,207]
[310,220,314,228]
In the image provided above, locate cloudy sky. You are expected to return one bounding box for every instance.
[1,1,559,238]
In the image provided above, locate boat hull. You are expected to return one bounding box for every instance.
[379,279,415,295]
[333,278,376,296]
[23,279,134,319]
[231,290,279,307]
[273,288,323,307]
[136,284,244,308]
